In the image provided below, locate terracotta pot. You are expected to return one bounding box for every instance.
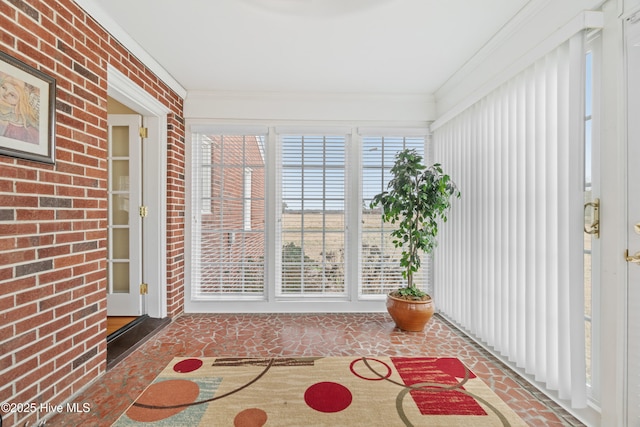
[386,293,435,332]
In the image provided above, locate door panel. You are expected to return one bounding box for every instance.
[107,114,143,316]
[626,17,640,426]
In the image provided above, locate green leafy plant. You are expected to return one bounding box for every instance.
[370,149,460,300]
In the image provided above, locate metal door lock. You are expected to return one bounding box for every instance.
[584,199,600,238]
[625,250,640,264]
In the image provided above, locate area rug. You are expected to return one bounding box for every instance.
[113,356,526,426]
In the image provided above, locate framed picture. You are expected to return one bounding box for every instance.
[0,51,56,164]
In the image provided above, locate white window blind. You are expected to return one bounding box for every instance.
[188,126,432,311]
[244,168,253,231]
[191,133,266,299]
[360,136,428,296]
[432,34,587,408]
[278,135,346,296]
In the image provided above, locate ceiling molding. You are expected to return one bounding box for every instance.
[432,9,604,131]
[185,91,436,122]
[435,0,553,99]
[107,64,171,116]
[238,0,393,17]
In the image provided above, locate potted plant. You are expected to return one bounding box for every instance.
[370,148,460,331]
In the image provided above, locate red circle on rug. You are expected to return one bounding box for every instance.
[304,382,352,413]
[349,358,392,381]
[173,358,204,373]
[435,358,476,379]
[234,408,268,427]
[126,379,200,422]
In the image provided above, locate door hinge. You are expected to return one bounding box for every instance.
[140,283,148,295]
[139,205,148,218]
[139,127,148,139]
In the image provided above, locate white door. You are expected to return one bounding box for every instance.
[626,16,640,426]
[107,114,145,316]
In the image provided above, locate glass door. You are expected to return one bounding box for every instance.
[625,16,640,425]
[107,114,144,316]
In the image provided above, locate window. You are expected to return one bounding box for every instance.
[244,168,253,231]
[279,135,346,296]
[191,133,266,298]
[583,31,601,405]
[583,50,594,392]
[360,136,427,296]
[200,136,213,214]
[188,127,430,311]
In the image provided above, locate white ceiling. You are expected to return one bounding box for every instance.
[79,0,531,96]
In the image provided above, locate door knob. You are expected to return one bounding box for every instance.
[625,250,640,264]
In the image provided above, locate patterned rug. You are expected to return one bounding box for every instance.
[113,356,526,426]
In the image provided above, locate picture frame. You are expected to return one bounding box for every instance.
[0,50,56,164]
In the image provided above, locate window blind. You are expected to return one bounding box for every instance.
[191,133,266,299]
[278,135,346,296]
[360,136,429,296]
[432,34,587,408]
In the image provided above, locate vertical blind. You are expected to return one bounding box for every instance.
[432,34,587,408]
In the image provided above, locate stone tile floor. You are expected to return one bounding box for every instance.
[50,313,584,426]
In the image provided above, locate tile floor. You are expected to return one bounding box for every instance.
[50,313,584,426]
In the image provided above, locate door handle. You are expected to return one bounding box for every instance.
[584,199,600,238]
[625,250,640,264]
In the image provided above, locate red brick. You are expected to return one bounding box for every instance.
[14,181,55,195]
[15,284,54,305]
[16,310,55,335]
[56,321,84,342]
[39,267,73,285]
[54,346,83,371]
[38,314,71,338]
[0,275,36,294]
[54,298,83,318]
[70,281,99,299]
[0,353,12,372]
[37,244,71,259]
[40,336,72,362]
[15,336,55,362]
[16,208,55,221]
[53,276,84,293]
[0,248,36,265]
[17,234,54,248]
[1,0,185,420]
[39,293,70,313]
[10,383,39,410]
[0,222,38,235]
[39,220,72,233]
[53,253,85,268]
[39,361,70,391]
[2,330,37,355]
[0,294,14,311]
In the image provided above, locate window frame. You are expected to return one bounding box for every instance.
[359,135,430,298]
[185,125,431,313]
[584,28,602,407]
[277,134,348,298]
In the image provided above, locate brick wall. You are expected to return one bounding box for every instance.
[0,1,185,426]
[166,113,185,316]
